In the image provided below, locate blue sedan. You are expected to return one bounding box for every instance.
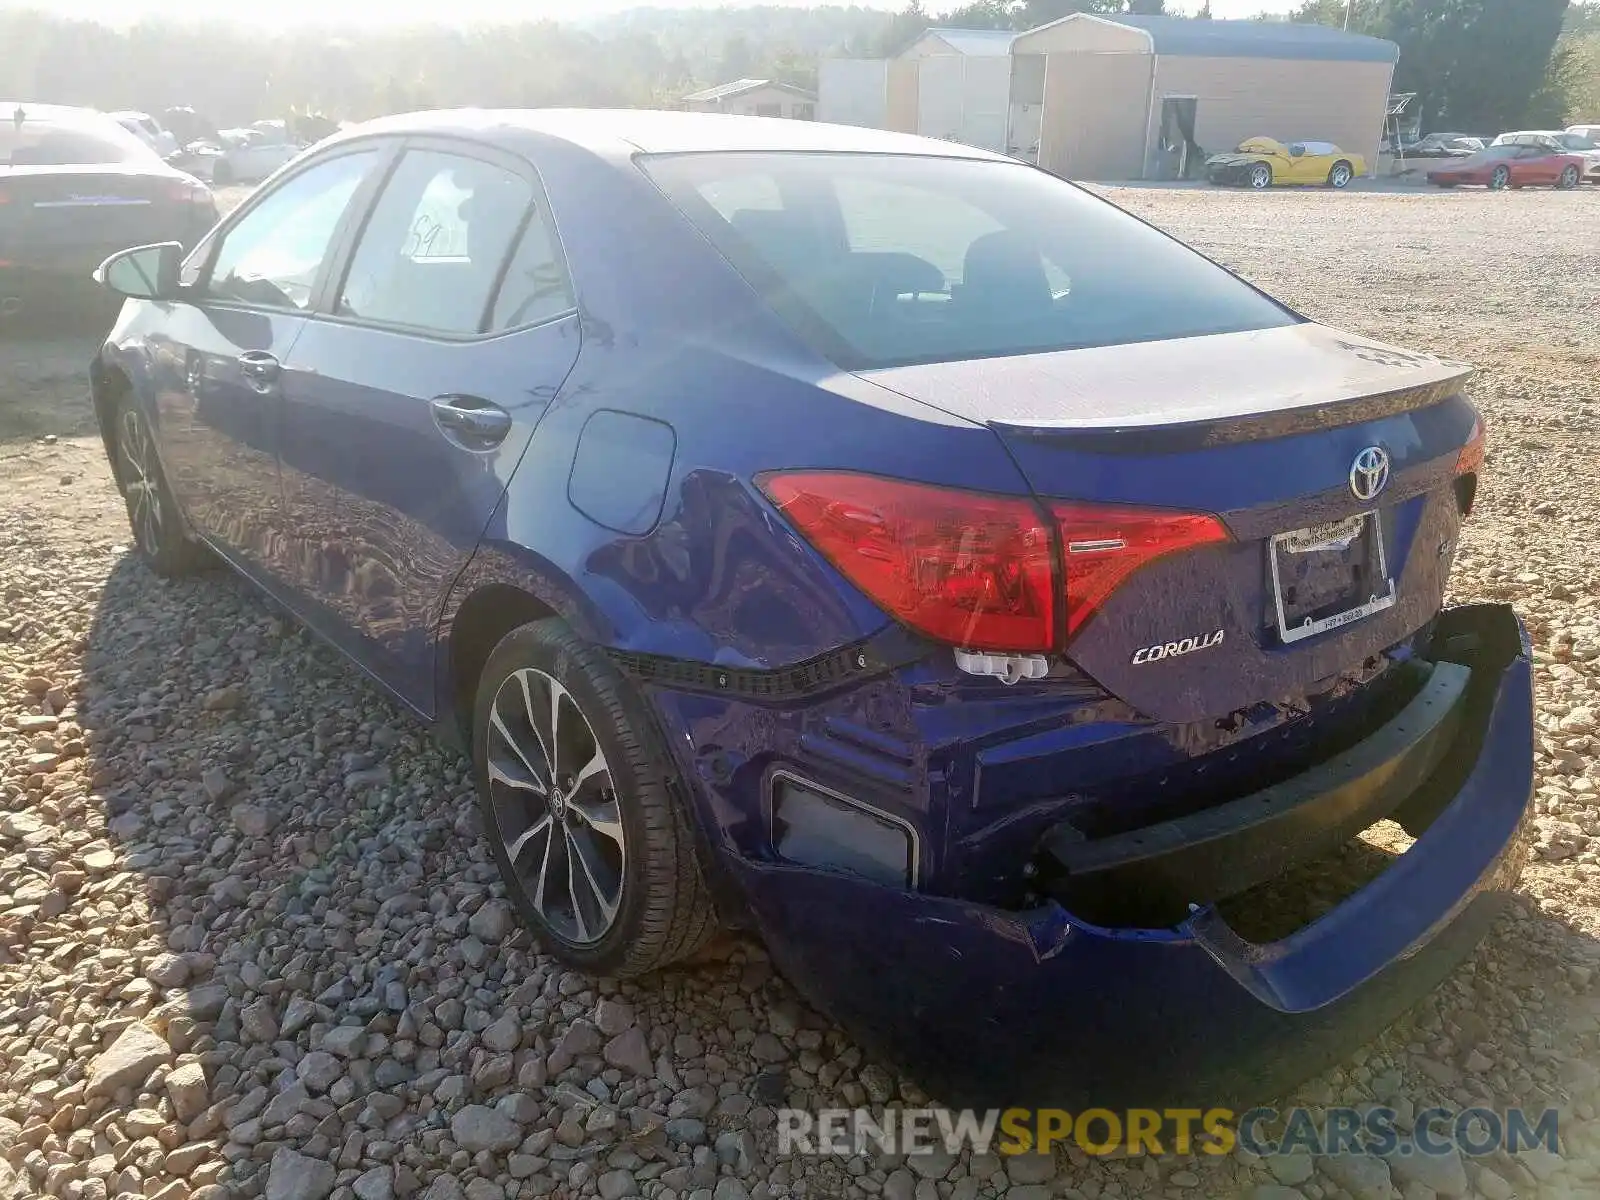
[89,110,1533,1108]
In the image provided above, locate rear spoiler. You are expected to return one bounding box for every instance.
[992,367,1474,453]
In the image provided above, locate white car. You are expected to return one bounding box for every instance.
[1494,130,1600,183]
[109,110,179,159]
[210,127,302,186]
[1568,123,1600,143]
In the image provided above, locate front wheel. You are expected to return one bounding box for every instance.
[1328,161,1354,189]
[1558,164,1581,189]
[472,619,719,977]
[1248,163,1273,190]
[1489,165,1511,190]
[114,395,211,577]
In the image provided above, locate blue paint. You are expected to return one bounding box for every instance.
[568,410,677,536]
[93,110,1528,1108]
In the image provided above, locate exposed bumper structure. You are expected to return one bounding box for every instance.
[1206,161,1262,186]
[1041,656,1471,928]
[722,604,1533,1108]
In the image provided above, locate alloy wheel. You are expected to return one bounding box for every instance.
[485,666,626,946]
[1330,164,1353,188]
[1560,165,1580,189]
[119,409,164,555]
[1250,165,1271,189]
[1490,166,1510,190]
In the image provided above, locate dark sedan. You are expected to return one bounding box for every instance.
[89,109,1529,1109]
[1,103,216,321]
[1399,132,1485,159]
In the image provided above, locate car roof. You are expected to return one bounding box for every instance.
[2,101,117,124]
[320,108,1011,164]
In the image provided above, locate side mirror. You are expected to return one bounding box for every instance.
[93,242,184,301]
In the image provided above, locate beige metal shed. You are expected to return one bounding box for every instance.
[681,80,817,121]
[1012,14,1400,181]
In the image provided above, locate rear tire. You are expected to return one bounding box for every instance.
[113,394,211,577]
[472,619,719,977]
[1248,163,1273,190]
[1489,165,1511,190]
[1328,161,1354,189]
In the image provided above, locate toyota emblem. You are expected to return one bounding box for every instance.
[1349,446,1391,502]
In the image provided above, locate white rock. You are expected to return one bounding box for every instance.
[353,1165,395,1200]
[164,1062,209,1122]
[265,1148,335,1200]
[481,1013,521,1053]
[87,1023,172,1098]
[467,900,514,942]
[604,1027,654,1077]
[298,1050,343,1093]
[320,1025,367,1058]
[450,1105,521,1153]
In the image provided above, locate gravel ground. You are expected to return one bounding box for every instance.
[3,186,1600,1200]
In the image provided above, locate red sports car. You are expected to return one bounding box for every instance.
[1427,143,1585,189]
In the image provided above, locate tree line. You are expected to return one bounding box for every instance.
[0,1,1592,135]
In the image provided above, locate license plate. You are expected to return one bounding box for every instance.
[1269,511,1395,645]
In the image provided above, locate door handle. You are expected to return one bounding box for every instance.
[237,351,281,393]
[430,395,512,451]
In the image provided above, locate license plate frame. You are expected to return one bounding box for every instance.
[1269,511,1396,645]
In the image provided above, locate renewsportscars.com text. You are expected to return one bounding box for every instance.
[777,1106,1561,1159]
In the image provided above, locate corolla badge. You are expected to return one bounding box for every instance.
[1349,446,1391,502]
[1132,629,1225,665]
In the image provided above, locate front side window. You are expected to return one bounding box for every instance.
[642,151,1298,370]
[206,150,380,311]
[337,149,534,335]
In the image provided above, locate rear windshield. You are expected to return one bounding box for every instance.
[642,151,1298,370]
[1,112,160,166]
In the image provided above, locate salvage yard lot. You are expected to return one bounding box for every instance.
[3,186,1600,1200]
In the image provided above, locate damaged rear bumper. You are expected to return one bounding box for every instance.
[724,604,1534,1108]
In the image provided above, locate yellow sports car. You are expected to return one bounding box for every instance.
[1205,137,1366,189]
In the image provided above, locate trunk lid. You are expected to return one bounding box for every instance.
[0,166,208,271]
[862,324,1479,724]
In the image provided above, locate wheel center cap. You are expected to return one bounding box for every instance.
[551,774,575,819]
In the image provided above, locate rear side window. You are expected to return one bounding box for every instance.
[338,149,537,335]
[642,152,1300,370]
[489,211,574,331]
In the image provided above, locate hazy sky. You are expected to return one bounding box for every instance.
[13,0,1298,28]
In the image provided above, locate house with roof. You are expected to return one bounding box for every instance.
[818,13,1400,181]
[680,79,817,122]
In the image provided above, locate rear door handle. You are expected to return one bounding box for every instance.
[430,395,512,451]
[237,351,281,392]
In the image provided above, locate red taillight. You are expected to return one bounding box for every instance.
[1456,417,1485,477]
[758,471,1229,653]
[166,181,211,205]
[1051,502,1230,641]
[758,471,1057,652]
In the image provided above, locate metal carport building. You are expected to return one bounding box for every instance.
[1012,14,1400,181]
